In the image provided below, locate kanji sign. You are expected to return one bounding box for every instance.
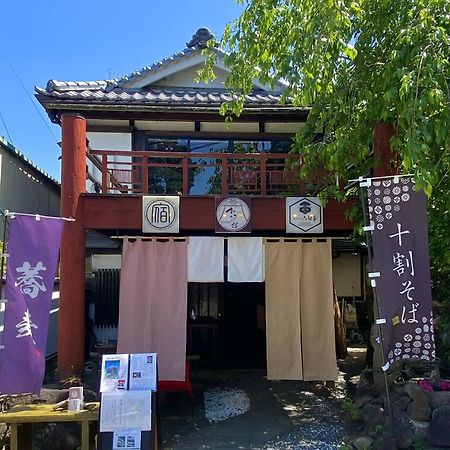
[143,196,179,234]
[367,178,435,367]
[286,197,323,233]
[0,215,64,395]
[215,197,252,233]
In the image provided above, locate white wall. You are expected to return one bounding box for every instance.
[154,64,229,89]
[87,132,132,152]
[87,132,132,193]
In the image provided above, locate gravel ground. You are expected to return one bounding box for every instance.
[204,387,251,423]
[261,378,346,450]
[261,403,345,449]
[161,348,365,449]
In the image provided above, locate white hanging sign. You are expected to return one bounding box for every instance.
[286,197,323,233]
[142,196,179,233]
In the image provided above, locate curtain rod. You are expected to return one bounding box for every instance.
[348,174,414,183]
[110,235,336,241]
[5,211,75,222]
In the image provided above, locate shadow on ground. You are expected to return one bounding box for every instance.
[160,347,366,450]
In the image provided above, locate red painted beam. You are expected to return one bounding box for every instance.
[59,114,86,379]
[82,195,354,232]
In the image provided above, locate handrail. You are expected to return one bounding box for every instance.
[88,149,308,195]
[90,149,301,160]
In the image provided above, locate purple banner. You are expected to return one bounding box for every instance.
[0,215,64,394]
[368,177,435,367]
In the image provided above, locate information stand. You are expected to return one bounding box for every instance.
[97,391,159,450]
[97,353,160,450]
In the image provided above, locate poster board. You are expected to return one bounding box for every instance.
[98,392,160,450]
[98,353,160,450]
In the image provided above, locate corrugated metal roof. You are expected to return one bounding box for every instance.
[0,136,60,187]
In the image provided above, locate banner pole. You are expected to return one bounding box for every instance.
[359,184,394,437]
[0,210,9,354]
[0,210,8,289]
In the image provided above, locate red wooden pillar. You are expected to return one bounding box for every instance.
[373,123,398,177]
[58,114,86,379]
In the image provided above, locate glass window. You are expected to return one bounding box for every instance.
[145,138,188,194]
[189,140,229,195]
[142,137,294,195]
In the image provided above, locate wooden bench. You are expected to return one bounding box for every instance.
[0,403,99,450]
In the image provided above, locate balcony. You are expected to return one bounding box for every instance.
[88,150,326,196]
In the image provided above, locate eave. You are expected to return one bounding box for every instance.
[36,98,310,124]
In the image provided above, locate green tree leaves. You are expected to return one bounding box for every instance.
[198,0,450,361]
[198,0,449,198]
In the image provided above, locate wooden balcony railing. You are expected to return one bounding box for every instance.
[89,149,326,196]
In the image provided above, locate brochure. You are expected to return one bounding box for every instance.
[129,353,157,391]
[100,354,129,392]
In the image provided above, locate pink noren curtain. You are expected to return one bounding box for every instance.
[117,239,188,381]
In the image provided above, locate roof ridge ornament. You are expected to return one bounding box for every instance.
[186,28,217,49]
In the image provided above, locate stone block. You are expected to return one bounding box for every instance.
[392,415,414,450]
[426,391,450,410]
[429,405,450,447]
[410,419,429,441]
[403,382,422,400]
[410,389,431,421]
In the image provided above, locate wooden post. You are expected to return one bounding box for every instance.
[182,156,189,195]
[221,157,228,195]
[373,123,398,177]
[59,113,86,379]
[260,154,267,195]
[101,155,108,193]
[142,156,149,194]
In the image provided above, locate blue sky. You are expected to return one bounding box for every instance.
[0,0,243,180]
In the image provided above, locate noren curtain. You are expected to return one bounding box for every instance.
[265,238,337,381]
[188,237,224,282]
[228,237,264,282]
[117,238,188,381]
[300,240,337,381]
[265,241,303,380]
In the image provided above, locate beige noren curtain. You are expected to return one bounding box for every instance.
[265,238,337,381]
[300,239,337,381]
[265,240,303,380]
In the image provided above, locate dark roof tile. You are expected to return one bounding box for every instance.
[37,86,286,107]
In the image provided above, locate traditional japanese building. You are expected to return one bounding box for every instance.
[36,29,392,380]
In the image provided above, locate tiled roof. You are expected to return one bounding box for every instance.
[114,47,228,89]
[41,46,229,95]
[36,30,291,112]
[36,85,285,106]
